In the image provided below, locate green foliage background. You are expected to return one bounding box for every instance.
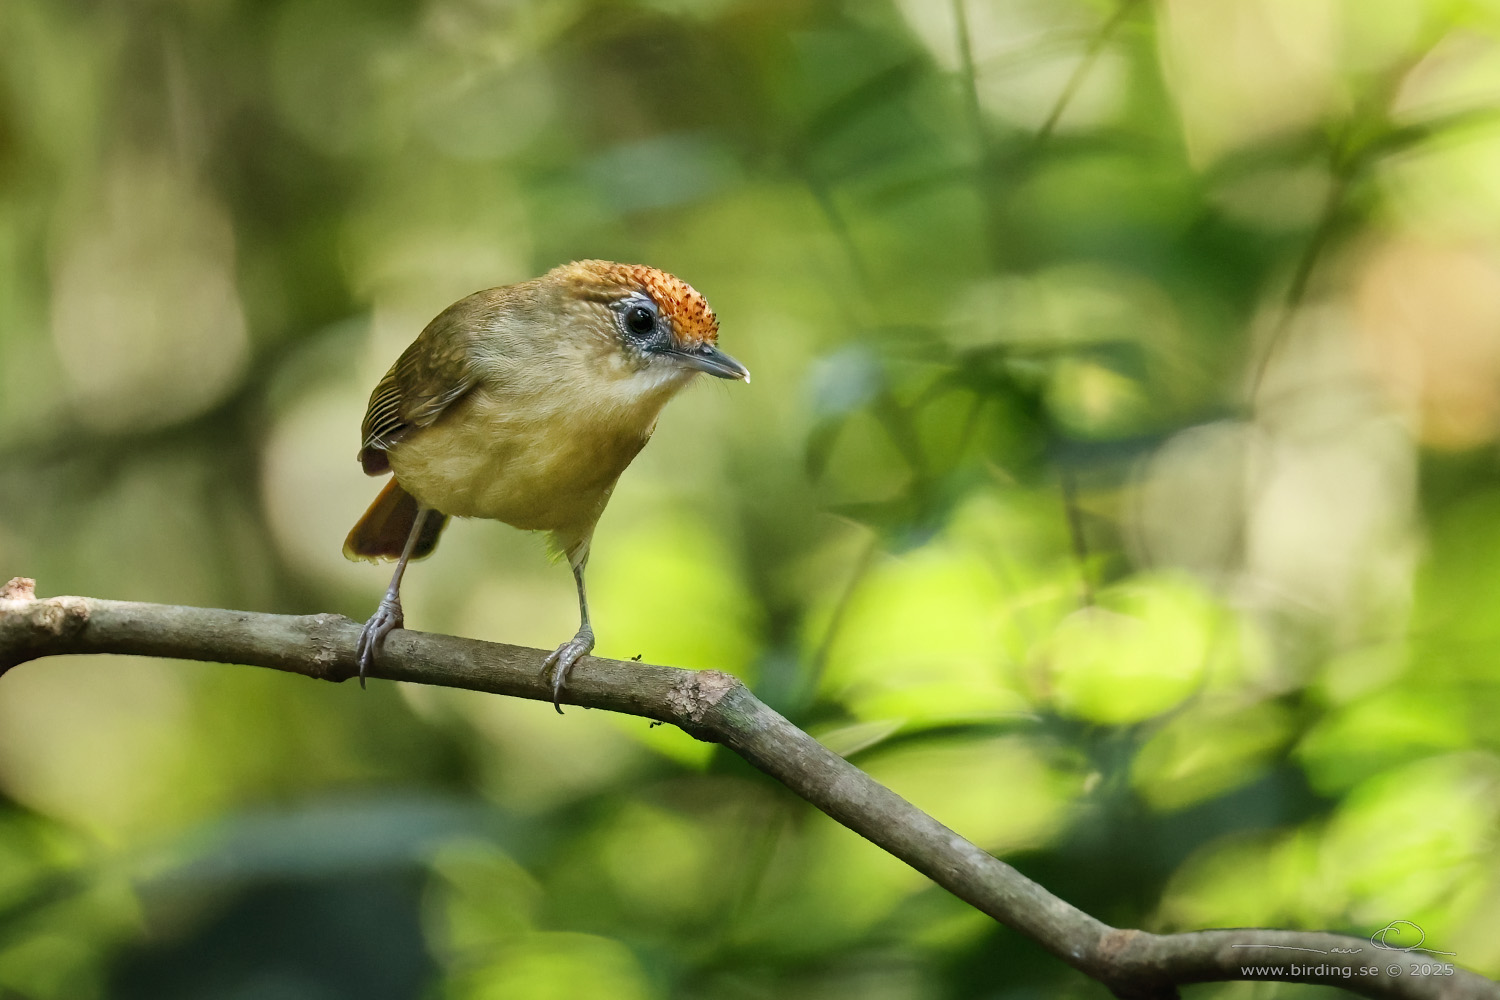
[3,0,1500,996]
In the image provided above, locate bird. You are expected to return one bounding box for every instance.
[342,259,749,709]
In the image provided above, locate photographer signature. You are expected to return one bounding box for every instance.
[1230,920,1455,957]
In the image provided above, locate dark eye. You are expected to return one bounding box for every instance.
[624,305,656,338]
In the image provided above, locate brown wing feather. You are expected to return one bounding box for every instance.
[357,293,498,475]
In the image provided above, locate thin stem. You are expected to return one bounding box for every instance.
[1059,462,1095,606]
[953,0,985,143]
[805,533,882,696]
[1248,165,1351,402]
[1035,0,1142,145]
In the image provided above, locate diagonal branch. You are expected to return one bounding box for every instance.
[0,578,1493,1000]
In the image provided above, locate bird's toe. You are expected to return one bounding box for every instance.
[355,599,404,688]
[543,627,595,713]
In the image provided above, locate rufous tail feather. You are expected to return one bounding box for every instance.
[343,478,448,562]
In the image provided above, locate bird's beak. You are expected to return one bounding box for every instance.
[663,344,751,383]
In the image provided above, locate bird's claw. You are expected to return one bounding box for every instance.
[542,626,595,714]
[355,596,404,689]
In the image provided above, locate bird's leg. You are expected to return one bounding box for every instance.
[355,506,432,688]
[542,554,595,714]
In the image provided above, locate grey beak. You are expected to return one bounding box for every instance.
[667,344,751,382]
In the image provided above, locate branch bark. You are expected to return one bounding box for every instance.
[0,578,1493,1000]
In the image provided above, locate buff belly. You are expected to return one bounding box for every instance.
[387,388,655,533]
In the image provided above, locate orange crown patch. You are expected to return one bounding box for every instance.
[568,260,720,347]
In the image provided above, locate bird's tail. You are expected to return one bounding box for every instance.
[343,478,449,563]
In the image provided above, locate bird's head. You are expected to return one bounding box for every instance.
[551,260,750,386]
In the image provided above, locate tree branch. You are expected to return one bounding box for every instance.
[0,579,1493,1000]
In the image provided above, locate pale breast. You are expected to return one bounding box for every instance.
[387,375,675,532]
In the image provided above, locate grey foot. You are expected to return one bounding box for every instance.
[355,596,403,688]
[542,625,595,714]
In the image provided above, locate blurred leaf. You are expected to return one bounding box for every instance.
[1297,688,1471,793]
[1134,699,1294,810]
[1159,828,1322,929]
[1032,574,1221,724]
[1320,753,1500,926]
[447,932,656,1000]
[424,840,540,964]
[862,734,1080,853]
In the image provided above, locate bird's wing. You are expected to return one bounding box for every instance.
[358,297,492,475]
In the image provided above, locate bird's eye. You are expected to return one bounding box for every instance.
[623,305,656,338]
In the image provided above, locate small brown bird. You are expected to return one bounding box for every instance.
[343,260,748,708]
